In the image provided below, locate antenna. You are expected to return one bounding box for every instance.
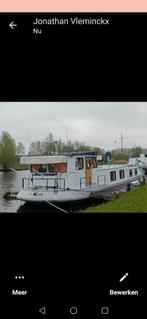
[114,140,117,150]
[121,132,123,151]
[65,125,68,143]
[28,130,30,154]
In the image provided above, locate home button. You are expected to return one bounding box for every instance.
[69,306,78,315]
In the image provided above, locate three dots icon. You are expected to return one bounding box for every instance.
[15,275,25,280]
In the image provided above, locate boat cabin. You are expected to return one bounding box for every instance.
[21,152,97,173]
[20,152,142,192]
[20,152,98,188]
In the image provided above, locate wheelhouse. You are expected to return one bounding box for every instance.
[20,152,98,175]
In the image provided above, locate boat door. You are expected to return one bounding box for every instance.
[85,157,92,186]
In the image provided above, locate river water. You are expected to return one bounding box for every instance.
[0,170,30,213]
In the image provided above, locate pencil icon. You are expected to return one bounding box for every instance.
[119,273,129,282]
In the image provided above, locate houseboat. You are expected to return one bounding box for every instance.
[16,152,144,204]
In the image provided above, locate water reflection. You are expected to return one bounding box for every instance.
[17,198,103,214]
[0,170,29,213]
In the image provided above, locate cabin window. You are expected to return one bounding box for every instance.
[75,157,84,170]
[110,171,116,182]
[92,157,97,168]
[119,169,125,179]
[85,157,97,168]
[42,164,47,172]
[48,164,54,172]
[135,168,138,175]
[129,169,133,177]
[48,163,67,173]
[85,157,97,169]
[86,158,92,169]
[54,163,67,173]
[31,164,47,173]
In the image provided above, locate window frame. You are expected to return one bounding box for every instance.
[75,157,84,170]
[129,169,133,177]
[119,169,125,179]
[134,168,138,176]
[110,170,117,182]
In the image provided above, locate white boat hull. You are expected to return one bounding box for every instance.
[16,175,143,204]
[17,189,91,203]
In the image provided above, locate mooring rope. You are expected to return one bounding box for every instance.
[43,199,70,214]
[11,168,18,172]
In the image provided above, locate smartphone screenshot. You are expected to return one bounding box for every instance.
[0,1,147,318]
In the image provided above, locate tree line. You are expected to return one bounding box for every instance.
[28,133,104,155]
[0,130,144,170]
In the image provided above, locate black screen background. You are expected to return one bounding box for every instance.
[0,13,147,318]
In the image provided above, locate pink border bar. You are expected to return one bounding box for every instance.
[0,0,147,12]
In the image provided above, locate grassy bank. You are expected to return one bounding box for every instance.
[0,163,29,171]
[82,184,147,213]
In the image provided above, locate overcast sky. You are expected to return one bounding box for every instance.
[0,102,147,153]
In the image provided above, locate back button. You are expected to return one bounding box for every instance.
[39,307,46,315]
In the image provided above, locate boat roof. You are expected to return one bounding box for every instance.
[57,151,97,157]
[20,155,67,164]
[20,152,97,164]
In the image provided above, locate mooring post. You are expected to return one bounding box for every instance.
[127,182,131,191]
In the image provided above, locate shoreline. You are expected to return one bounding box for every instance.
[81,184,147,213]
[0,168,29,172]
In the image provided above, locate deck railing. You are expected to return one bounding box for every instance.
[21,177,65,193]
